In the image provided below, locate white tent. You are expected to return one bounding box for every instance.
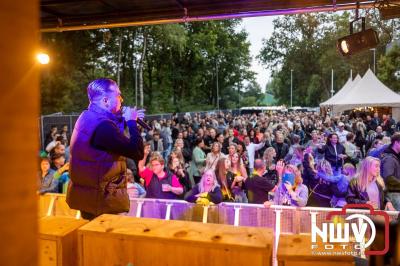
[320,74,361,108]
[329,69,400,114]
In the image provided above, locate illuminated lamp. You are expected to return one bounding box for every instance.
[36,52,50,64]
[336,17,379,56]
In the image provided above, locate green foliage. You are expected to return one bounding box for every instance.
[40,20,255,114]
[378,44,400,92]
[259,11,398,107]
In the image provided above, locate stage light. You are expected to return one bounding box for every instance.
[36,52,50,64]
[336,17,379,56]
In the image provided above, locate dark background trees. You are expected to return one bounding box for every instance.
[258,11,399,107]
[40,13,400,114]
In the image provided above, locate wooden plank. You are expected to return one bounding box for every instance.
[54,194,79,218]
[79,214,273,266]
[39,217,88,266]
[277,234,355,265]
[80,214,272,248]
[0,0,39,264]
[38,239,57,266]
[40,216,87,238]
[39,194,53,218]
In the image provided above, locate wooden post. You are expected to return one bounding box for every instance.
[78,214,273,266]
[0,0,39,264]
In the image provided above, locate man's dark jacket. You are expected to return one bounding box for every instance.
[67,104,143,215]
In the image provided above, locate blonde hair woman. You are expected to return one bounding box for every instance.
[273,164,308,207]
[184,169,223,204]
[347,156,394,210]
[263,147,276,169]
[205,142,223,171]
[308,159,348,208]
[230,152,248,203]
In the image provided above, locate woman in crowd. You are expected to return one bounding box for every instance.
[249,129,257,143]
[263,147,277,170]
[353,121,366,157]
[318,133,347,173]
[38,157,58,194]
[347,156,395,210]
[305,130,320,155]
[308,159,347,207]
[188,137,206,186]
[230,152,248,202]
[169,149,185,166]
[168,155,191,196]
[367,139,385,157]
[273,164,308,207]
[184,169,223,204]
[302,152,317,187]
[262,147,279,186]
[236,142,249,173]
[288,146,304,168]
[173,138,191,164]
[205,142,224,171]
[215,157,235,202]
[342,163,356,179]
[237,128,248,143]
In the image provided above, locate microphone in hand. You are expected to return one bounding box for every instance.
[122,106,151,130]
[136,118,151,130]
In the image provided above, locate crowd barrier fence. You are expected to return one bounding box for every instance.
[39,193,399,266]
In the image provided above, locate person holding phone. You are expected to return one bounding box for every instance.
[138,152,183,199]
[273,164,308,207]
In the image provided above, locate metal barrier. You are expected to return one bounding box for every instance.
[39,109,241,149]
[39,194,399,266]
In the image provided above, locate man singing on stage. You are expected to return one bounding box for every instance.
[66,78,144,220]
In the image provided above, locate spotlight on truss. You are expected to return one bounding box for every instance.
[336,17,379,56]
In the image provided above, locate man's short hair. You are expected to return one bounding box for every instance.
[149,152,165,165]
[391,133,400,144]
[51,153,65,161]
[254,159,266,171]
[346,132,354,141]
[87,78,117,102]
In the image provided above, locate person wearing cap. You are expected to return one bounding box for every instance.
[336,122,349,144]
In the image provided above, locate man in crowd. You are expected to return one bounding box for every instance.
[66,78,144,220]
[272,132,289,161]
[336,122,349,143]
[244,159,280,204]
[138,151,183,199]
[381,133,400,210]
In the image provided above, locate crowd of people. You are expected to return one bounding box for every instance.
[38,110,400,211]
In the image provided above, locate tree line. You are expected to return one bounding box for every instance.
[40,12,399,114]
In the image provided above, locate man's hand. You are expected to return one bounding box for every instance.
[276,160,285,177]
[263,201,272,208]
[385,202,395,211]
[122,106,146,121]
[144,145,151,156]
[162,184,171,192]
[284,181,293,193]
